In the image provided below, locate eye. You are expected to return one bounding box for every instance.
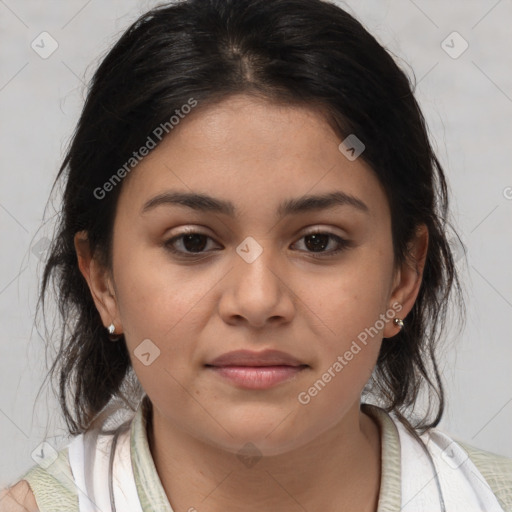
[164,230,218,257]
[163,228,352,259]
[292,229,353,258]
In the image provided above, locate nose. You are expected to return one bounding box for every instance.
[217,242,295,329]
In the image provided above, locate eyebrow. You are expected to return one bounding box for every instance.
[141,190,369,217]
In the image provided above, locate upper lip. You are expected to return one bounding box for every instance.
[205,349,307,367]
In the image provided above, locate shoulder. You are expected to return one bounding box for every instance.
[0,480,39,512]
[458,439,512,472]
[5,445,79,512]
[368,405,512,510]
[457,440,512,510]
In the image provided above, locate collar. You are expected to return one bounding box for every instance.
[129,398,403,511]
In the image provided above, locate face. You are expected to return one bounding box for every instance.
[77,94,425,456]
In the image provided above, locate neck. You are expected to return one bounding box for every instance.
[146,401,382,512]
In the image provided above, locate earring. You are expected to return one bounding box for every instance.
[393,318,404,330]
[107,322,122,342]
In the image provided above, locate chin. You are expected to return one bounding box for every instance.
[204,420,309,458]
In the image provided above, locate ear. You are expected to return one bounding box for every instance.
[74,230,123,335]
[383,224,429,338]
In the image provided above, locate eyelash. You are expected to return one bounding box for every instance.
[163,228,353,259]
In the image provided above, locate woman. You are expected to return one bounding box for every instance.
[2,0,511,510]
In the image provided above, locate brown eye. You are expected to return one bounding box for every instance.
[163,229,352,259]
[292,230,353,258]
[179,233,208,252]
[164,231,217,255]
[303,233,331,252]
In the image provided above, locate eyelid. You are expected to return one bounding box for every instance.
[292,228,353,258]
[163,228,219,257]
[163,226,353,258]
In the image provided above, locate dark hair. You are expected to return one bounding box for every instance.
[35,0,465,437]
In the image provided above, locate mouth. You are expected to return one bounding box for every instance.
[205,349,307,367]
[204,349,309,389]
[204,365,309,389]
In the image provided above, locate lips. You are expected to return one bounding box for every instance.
[205,349,309,390]
[205,349,307,368]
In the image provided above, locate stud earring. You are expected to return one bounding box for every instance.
[107,322,122,342]
[393,318,404,330]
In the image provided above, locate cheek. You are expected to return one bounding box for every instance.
[111,245,215,376]
[112,249,213,410]
[302,242,394,386]
[309,247,394,337]
[297,283,385,415]
[113,241,203,330]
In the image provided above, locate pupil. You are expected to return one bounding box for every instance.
[305,233,328,252]
[181,234,330,253]
[183,234,207,252]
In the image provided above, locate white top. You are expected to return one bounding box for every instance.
[66,404,506,512]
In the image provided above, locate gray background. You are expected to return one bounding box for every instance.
[1,0,511,487]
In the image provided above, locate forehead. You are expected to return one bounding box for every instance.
[117,94,389,222]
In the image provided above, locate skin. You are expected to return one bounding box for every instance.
[74,94,428,512]
[0,481,39,511]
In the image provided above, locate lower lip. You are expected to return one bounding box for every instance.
[206,365,307,389]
